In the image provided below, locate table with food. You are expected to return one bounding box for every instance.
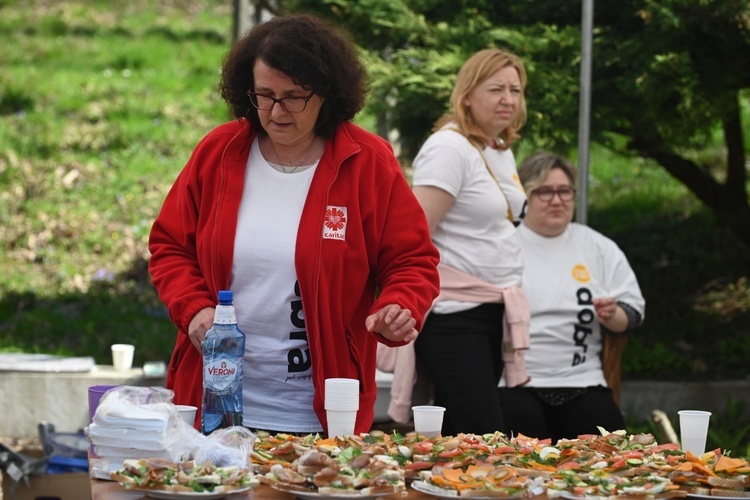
[92,428,750,499]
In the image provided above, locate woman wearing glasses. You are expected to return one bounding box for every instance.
[410,49,530,436]
[148,14,439,435]
[497,151,645,442]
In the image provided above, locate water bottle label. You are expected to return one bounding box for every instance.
[213,305,237,325]
[204,357,240,391]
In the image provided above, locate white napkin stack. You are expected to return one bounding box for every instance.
[87,387,205,479]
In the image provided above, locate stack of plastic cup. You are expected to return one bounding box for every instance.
[325,378,359,437]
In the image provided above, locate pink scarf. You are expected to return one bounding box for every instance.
[376,263,531,423]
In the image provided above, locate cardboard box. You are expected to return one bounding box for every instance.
[2,470,91,500]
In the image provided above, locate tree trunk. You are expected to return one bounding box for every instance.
[630,93,750,248]
[640,149,750,247]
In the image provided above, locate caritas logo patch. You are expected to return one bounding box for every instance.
[323,206,347,241]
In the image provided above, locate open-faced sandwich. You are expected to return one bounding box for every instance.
[259,444,406,496]
[246,428,750,498]
[251,431,323,473]
[111,457,258,493]
[545,469,688,499]
[413,463,546,498]
[666,450,750,497]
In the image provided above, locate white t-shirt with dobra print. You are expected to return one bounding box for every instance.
[230,138,323,433]
[515,222,645,388]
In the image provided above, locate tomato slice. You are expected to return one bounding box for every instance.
[270,441,294,455]
[608,457,627,470]
[438,448,463,458]
[649,443,681,453]
[556,461,581,470]
[413,441,433,454]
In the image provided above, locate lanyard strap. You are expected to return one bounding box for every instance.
[447,128,513,221]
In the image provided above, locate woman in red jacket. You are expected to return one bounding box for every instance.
[148,14,439,436]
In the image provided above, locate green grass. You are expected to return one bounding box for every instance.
[0,0,233,364]
[1,0,748,399]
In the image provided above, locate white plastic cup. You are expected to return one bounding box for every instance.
[678,410,712,456]
[176,405,198,427]
[325,378,359,411]
[412,405,446,437]
[327,409,357,437]
[111,344,135,372]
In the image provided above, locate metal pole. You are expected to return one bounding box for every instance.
[233,0,250,44]
[576,0,593,225]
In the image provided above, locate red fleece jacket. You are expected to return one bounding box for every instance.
[148,119,439,434]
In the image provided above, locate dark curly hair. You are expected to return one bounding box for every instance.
[220,14,368,139]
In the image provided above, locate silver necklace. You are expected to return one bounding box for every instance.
[266,137,318,173]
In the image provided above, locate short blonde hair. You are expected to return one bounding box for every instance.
[435,49,527,150]
[518,151,577,194]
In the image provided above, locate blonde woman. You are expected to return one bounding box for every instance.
[412,49,529,436]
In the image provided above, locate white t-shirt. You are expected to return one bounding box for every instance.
[517,222,645,387]
[412,125,526,314]
[230,138,323,433]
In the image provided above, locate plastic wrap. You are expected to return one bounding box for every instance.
[194,426,256,469]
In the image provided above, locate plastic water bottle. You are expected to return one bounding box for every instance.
[201,290,245,434]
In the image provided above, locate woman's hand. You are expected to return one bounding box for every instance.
[594,297,628,333]
[365,304,418,343]
[188,307,215,353]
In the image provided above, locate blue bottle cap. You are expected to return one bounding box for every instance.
[217,290,233,303]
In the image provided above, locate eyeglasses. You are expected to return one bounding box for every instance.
[246,91,315,113]
[533,186,577,202]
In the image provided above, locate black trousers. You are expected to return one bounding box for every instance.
[415,303,505,436]
[497,385,626,443]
